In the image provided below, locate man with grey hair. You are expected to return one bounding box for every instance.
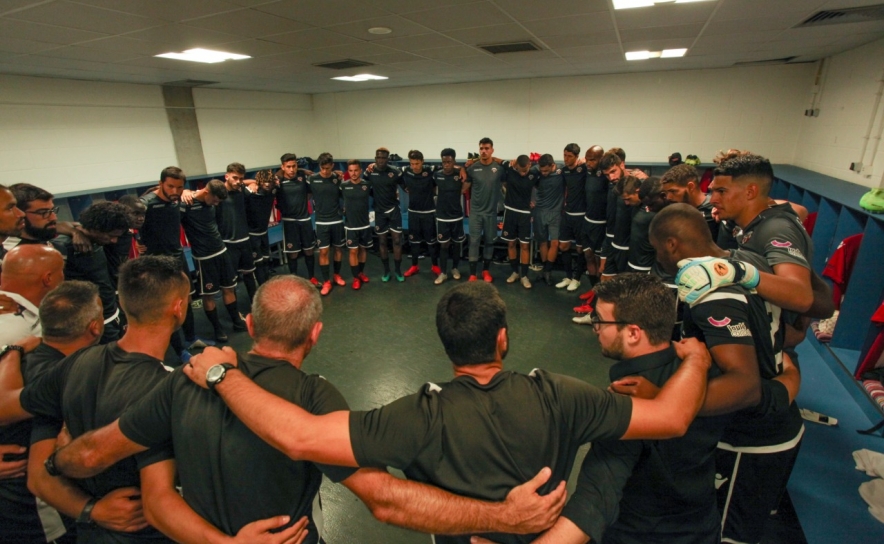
[49,275,567,544]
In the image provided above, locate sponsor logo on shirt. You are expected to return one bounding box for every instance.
[708,316,732,327]
[727,322,752,338]
[787,247,806,260]
[770,239,792,248]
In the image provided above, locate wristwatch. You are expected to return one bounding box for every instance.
[206,363,237,394]
[77,497,98,525]
[0,345,25,359]
[44,450,61,477]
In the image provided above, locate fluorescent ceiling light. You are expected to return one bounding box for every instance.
[661,48,688,58]
[626,50,654,60]
[155,48,250,64]
[368,27,392,35]
[331,74,389,82]
[613,0,713,9]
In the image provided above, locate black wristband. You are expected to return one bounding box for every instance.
[77,497,98,525]
[44,450,62,477]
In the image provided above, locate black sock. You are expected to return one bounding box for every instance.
[439,246,448,273]
[321,265,330,282]
[412,248,420,267]
[183,305,195,341]
[225,302,245,330]
[304,254,315,278]
[431,245,439,267]
[351,264,359,278]
[382,257,390,274]
[394,259,402,274]
[571,253,582,280]
[287,254,299,276]
[470,261,478,276]
[333,260,342,275]
[205,307,223,332]
[243,273,258,300]
[358,261,365,274]
[520,263,528,276]
[483,259,491,272]
[543,261,553,273]
[255,262,268,284]
[453,244,461,269]
[509,259,518,273]
[589,274,600,285]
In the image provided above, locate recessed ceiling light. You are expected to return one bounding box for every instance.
[661,48,688,58]
[613,0,713,9]
[331,74,389,82]
[626,48,687,61]
[155,48,250,64]
[368,27,392,35]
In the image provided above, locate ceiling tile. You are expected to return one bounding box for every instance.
[255,0,387,24]
[619,23,704,43]
[312,41,396,58]
[417,45,482,59]
[446,24,534,46]
[75,36,169,56]
[185,8,311,36]
[8,1,164,34]
[214,38,303,57]
[367,0,478,14]
[0,37,60,54]
[620,37,695,52]
[69,0,244,22]
[541,32,619,50]
[373,33,460,51]
[262,28,361,48]
[37,45,144,63]
[0,18,109,44]
[402,2,509,32]
[556,43,623,59]
[125,24,243,50]
[325,15,428,41]
[715,0,823,21]
[522,13,613,38]
[354,50,425,64]
[494,0,609,20]
[614,2,718,30]
[704,16,803,36]
[0,0,50,14]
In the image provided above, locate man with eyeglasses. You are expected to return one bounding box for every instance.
[3,184,91,262]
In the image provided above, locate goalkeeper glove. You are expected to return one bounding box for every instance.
[675,257,760,305]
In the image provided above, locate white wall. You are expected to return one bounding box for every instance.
[312,64,816,165]
[794,38,884,189]
[0,75,177,195]
[193,88,314,174]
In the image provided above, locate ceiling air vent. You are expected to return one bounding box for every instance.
[733,56,797,66]
[479,42,541,54]
[795,4,884,28]
[162,79,218,87]
[313,59,374,70]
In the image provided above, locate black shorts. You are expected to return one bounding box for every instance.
[175,250,197,295]
[582,219,606,253]
[559,213,585,245]
[225,240,256,273]
[408,212,437,245]
[249,233,270,263]
[501,209,531,243]
[346,227,373,249]
[374,206,403,235]
[316,222,345,249]
[195,251,237,295]
[601,248,629,276]
[282,219,316,253]
[436,218,465,244]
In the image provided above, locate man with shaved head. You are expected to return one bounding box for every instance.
[0,244,65,342]
[0,185,26,261]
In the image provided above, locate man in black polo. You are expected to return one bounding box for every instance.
[50,275,571,543]
[341,160,373,290]
[599,153,637,281]
[244,169,277,285]
[579,145,607,290]
[434,148,466,285]
[554,144,588,292]
[216,162,258,301]
[0,256,192,544]
[660,164,719,240]
[364,147,405,282]
[180,180,244,342]
[501,155,537,289]
[308,153,346,295]
[52,202,130,344]
[401,149,440,279]
[139,167,197,356]
[183,282,713,544]
[464,137,508,283]
[533,155,565,286]
[275,153,318,285]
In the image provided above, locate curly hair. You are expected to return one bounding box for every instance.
[79,201,131,233]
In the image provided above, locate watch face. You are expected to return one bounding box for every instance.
[206,364,226,384]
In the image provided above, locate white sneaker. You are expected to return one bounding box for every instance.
[573,313,594,325]
[451,268,461,280]
[434,273,448,285]
[529,263,543,271]
[521,276,532,289]
[555,277,572,289]
[567,278,581,292]
[507,272,520,283]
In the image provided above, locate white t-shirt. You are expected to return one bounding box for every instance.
[0,290,41,344]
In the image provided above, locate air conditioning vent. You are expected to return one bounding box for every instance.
[162,79,218,87]
[795,4,884,28]
[313,59,374,70]
[479,42,541,54]
[733,56,797,66]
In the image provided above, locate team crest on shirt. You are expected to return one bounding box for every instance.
[529,174,535,180]
[492,168,498,173]
[503,230,509,236]
[708,316,731,327]
[770,240,792,248]
[741,231,753,245]
[577,167,583,173]
[287,243,293,249]
[388,173,394,178]
[423,171,428,177]
[206,283,214,290]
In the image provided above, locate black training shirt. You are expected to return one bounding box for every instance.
[737,202,812,270]
[363,165,402,214]
[627,208,657,271]
[434,168,464,220]
[180,198,226,259]
[118,353,355,542]
[216,188,250,243]
[561,164,587,215]
[308,173,342,224]
[697,193,720,241]
[140,191,181,256]
[341,180,372,229]
[276,172,311,220]
[245,187,277,234]
[349,368,632,544]
[502,169,538,212]
[52,236,118,323]
[402,165,436,213]
[584,170,608,223]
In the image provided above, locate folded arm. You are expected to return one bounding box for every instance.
[55,420,147,479]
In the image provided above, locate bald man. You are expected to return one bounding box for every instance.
[0,244,65,343]
[0,185,26,261]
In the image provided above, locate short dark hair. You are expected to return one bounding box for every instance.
[564,143,580,156]
[39,281,101,341]
[118,194,144,211]
[375,147,390,157]
[118,256,190,324]
[479,137,493,146]
[714,154,774,196]
[538,154,556,167]
[638,176,662,202]
[436,282,507,366]
[593,274,675,345]
[255,169,275,185]
[9,184,53,210]
[649,202,714,247]
[280,153,298,164]
[608,147,626,161]
[441,148,456,159]
[616,176,641,196]
[227,162,245,175]
[347,159,361,167]
[515,155,531,167]
[318,153,334,167]
[79,202,131,233]
[599,152,623,171]
[660,164,699,187]
[206,179,228,200]
[407,150,423,161]
[160,166,185,183]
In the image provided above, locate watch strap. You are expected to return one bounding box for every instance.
[0,345,25,358]
[77,497,98,525]
[44,450,62,477]
[207,363,237,393]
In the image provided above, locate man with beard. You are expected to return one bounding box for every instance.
[660,164,718,240]
[0,185,26,261]
[364,147,405,282]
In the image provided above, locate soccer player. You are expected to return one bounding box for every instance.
[598,153,637,282]
[464,137,508,282]
[276,153,319,285]
[50,275,570,543]
[402,150,441,279]
[341,160,373,290]
[180,179,245,342]
[555,144,588,292]
[501,155,537,289]
[581,145,607,285]
[0,184,26,260]
[364,147,405,281]
[434,148,466,285]
[244,169,277,285]
[52,201,131,344]
[216,162,258,301]
[105,195,147,287]
[182,282,713,544]
[309,153,346,295]
[660,163,719,240]
[533,154,565,286]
